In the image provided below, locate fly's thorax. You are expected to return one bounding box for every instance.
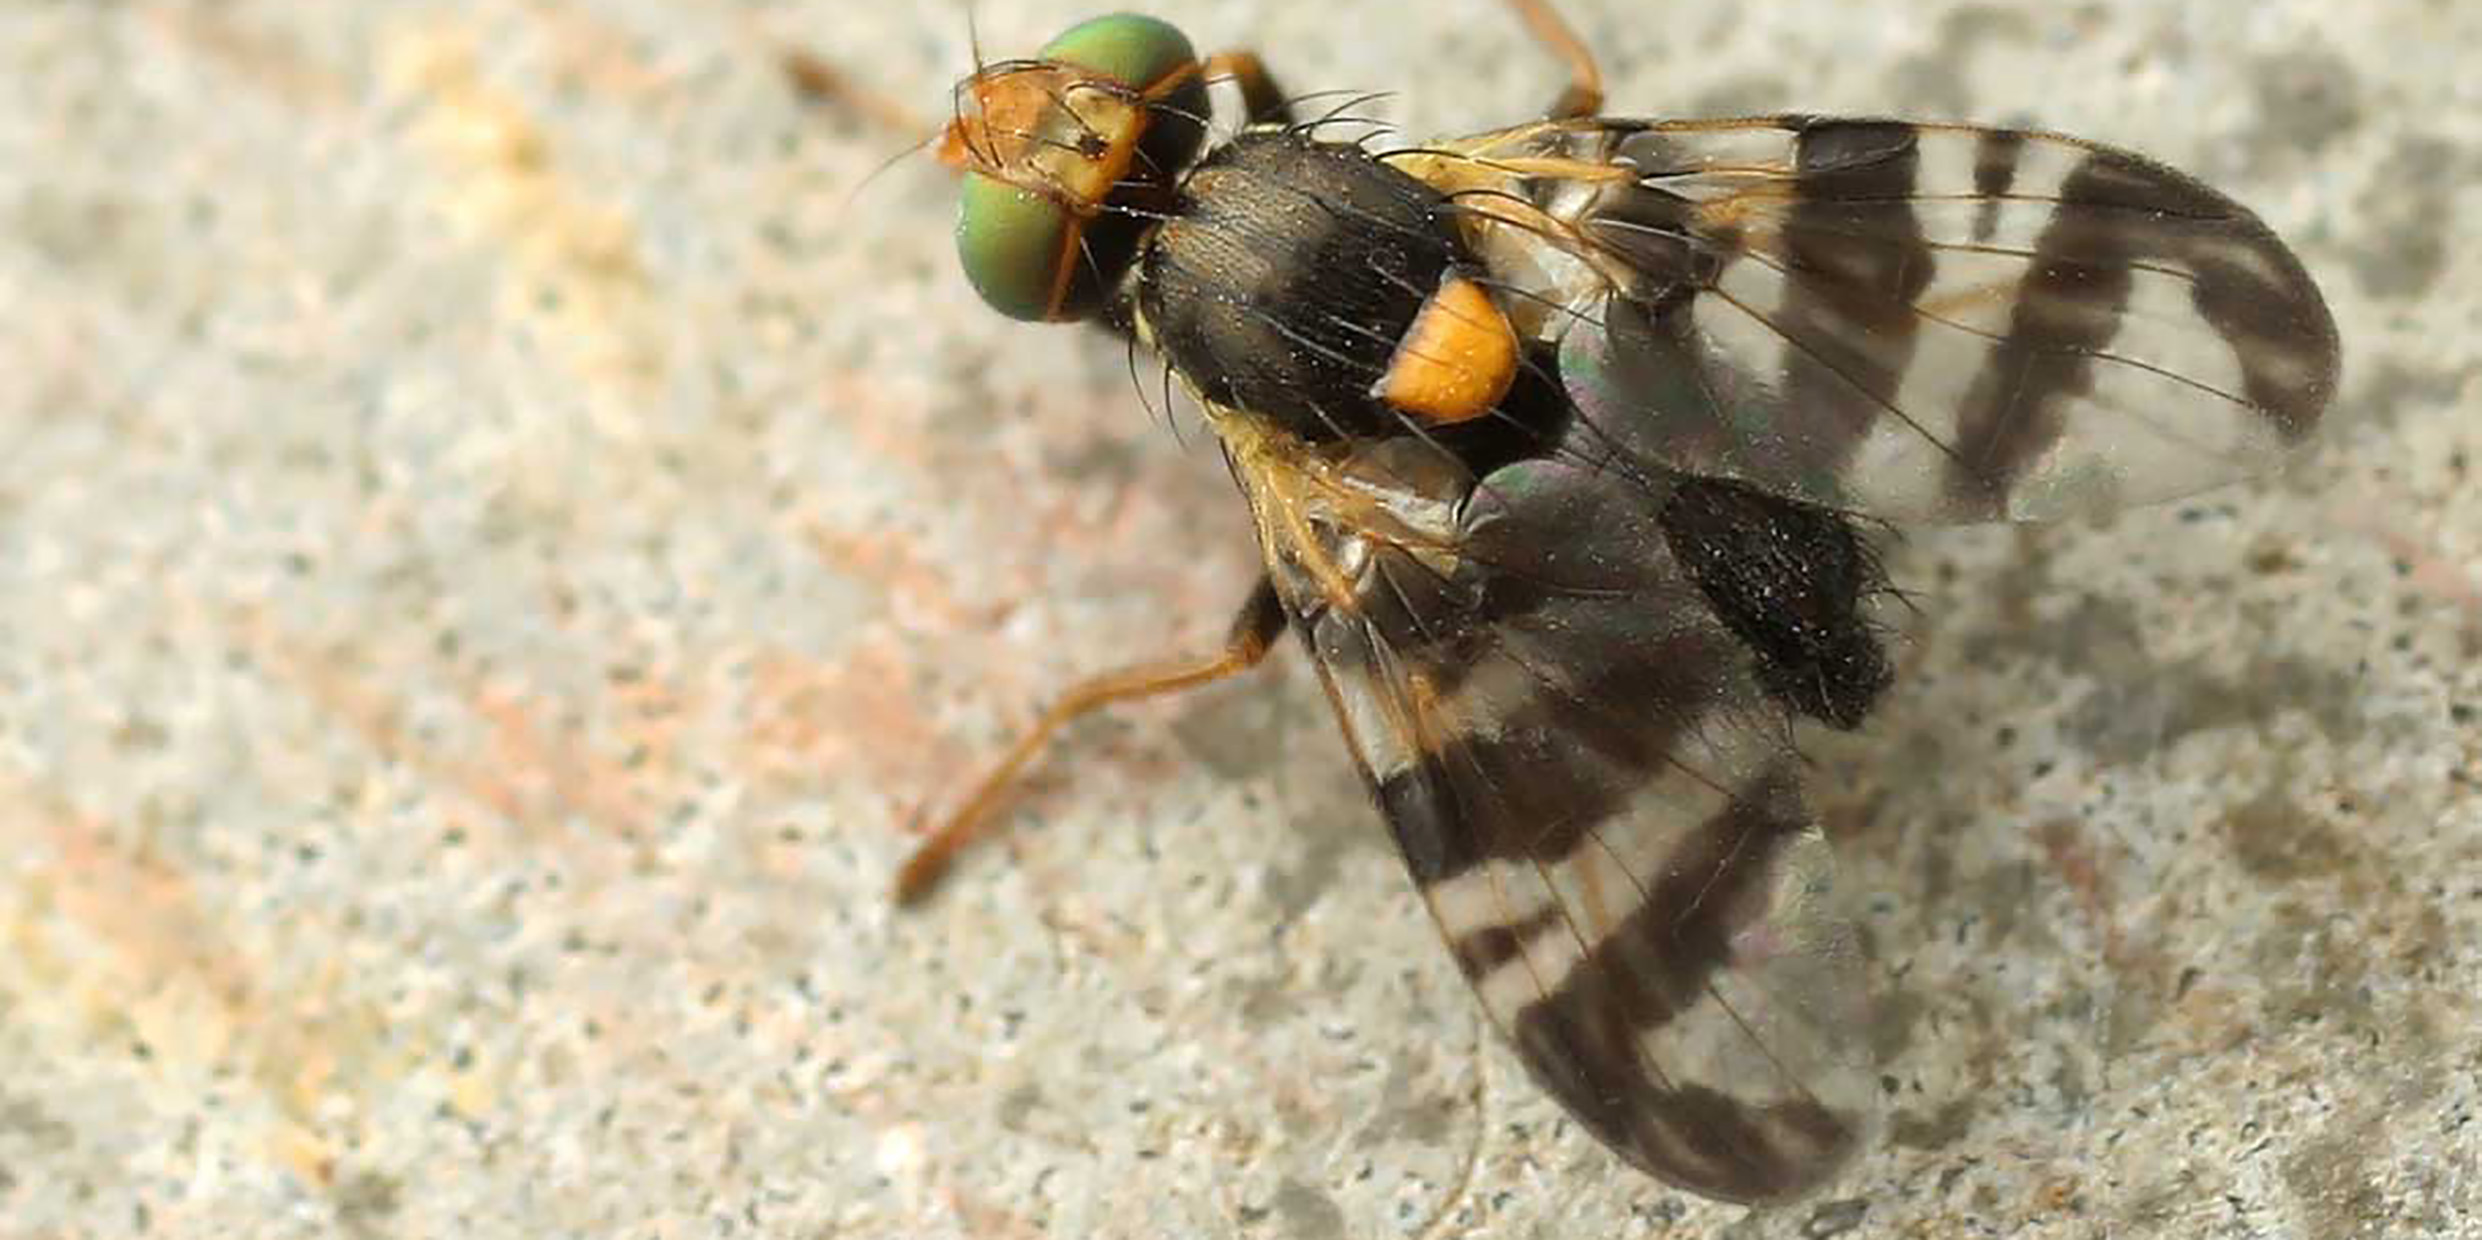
[945,14,1209,322]
[1137,131,1519,444]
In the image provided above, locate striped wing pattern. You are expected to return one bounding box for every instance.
[1214,118,2336,1200]
[1453,116,2341,522]
[1235,432,1879,1203]
[933,22,2345,1208]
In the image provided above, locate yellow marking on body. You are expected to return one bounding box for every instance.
[1385,148,1511,199]
[1465,154,1635,182]
[1387,142,1651,338]
[1413,118,1574,162]
[1376,274,1519,425]
[1384,147,1562,255]
[1207,392,1476,618]
[1218,418,1363,613]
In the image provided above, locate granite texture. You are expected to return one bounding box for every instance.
[0,0,2474,1236]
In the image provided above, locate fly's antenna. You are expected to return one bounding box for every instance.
[840,130,946,222]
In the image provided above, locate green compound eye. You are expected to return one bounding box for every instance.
[956,172,1154,322]
[956,171,1079,322]
[1038,13,1197,90]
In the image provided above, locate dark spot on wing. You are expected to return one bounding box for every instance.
[1659,477,1892,729]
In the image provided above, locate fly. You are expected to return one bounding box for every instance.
[872,0,2341,1203]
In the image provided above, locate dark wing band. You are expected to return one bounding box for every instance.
[1234,431,1877,1203]
[1430,116,2340,522]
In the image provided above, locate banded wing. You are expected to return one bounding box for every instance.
[1413,116,2341,522]
[1227,415,1881,1203]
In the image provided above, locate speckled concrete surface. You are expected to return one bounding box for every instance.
[0,1,2473,1236]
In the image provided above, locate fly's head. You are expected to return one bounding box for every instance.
[942,14,1210,323]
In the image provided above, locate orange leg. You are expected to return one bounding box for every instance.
[1503,0,1604,118]
[893,580,1288,905]
[780,49,927,134]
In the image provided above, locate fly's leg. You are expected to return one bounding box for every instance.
[894,579,1289,904]
[1502,0,1604,118]
[782,49,927,134]
[1203,50,1295,126]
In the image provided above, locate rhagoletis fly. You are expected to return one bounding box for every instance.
[881,0,2340,1204]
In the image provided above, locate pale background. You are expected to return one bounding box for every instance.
[1,0,2475,1236]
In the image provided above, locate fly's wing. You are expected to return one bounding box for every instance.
[1415,116,2341,522]
[1232,426,1879,1204]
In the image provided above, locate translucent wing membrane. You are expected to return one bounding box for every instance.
[1230,428,1878,1203]
[1425,116,2341,522]
[929,9,2345,1212]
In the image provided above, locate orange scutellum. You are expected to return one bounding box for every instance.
[1374,274,1521,425]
